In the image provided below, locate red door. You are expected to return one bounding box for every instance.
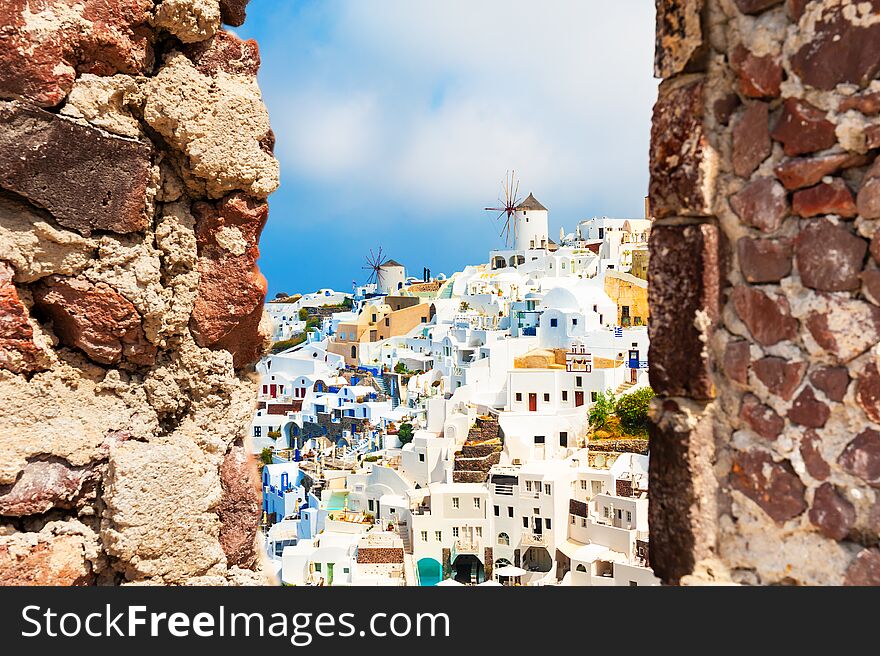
[528,393,537,412]
[575,391,584,407]
[270,384,277,398]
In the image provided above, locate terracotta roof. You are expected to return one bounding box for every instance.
[516,193,547,211]
[356,547,405,564]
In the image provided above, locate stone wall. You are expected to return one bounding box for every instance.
[649,0,880,585]
[0,0,277,585]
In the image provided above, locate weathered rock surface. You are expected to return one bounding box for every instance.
[218,439,262,568]
[0,0,154,107]
[0,460,100,516]
[649,76,716,218]
[0,525,100,586]
[0,0,274,588]
[143,49,278,199]
[32,275,157,366]
[795,220,866,291]
[190,193,270,368]
[0,262,48,376]
[0,102,153,236]
[730,450,806,523]
[730,177,789,232]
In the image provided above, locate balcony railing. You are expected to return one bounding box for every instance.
[521,533,546,546]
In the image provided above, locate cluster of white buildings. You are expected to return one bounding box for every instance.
[252,193,657,586]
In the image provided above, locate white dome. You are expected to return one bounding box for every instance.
[539,287,580,312]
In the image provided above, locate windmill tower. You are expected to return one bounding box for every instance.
[485,171,549,251]
[513,193,549,251]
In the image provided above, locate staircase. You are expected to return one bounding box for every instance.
[438,277,455,299]
[397,521,413,554]
[615,380,636,395]
[452,415,502,483]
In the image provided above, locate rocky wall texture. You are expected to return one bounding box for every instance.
[649,0,880,585]
[0,0,277,585]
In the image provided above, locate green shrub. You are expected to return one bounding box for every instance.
[260,447,274,466]
[298,308,309,321]
[363,455,380,463]
[588,390,616,429]
[394,361,409,374]
[271,333,308,353]
[615,387,654,431]
[397,422,414,446]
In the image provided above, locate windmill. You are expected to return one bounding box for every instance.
[485,170,523,246]
[362,246,386,288]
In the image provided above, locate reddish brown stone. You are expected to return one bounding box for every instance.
[723,339,751,385]
[788,386,830,428]
[806,296,880,363]
[857,162,880,219]
[792,179,857,218]
[770,99,837,156]
[857,362,880,424]
[0,101,152,236]
[649,76,713,218]
[795,220,866,291]
[648,223,720,399]
[800,429,830,480]
[809,366,849,402]
[733,102,771,177]
[0,460,99,516]
[809,482,855,540]
[0,534,94,586]
[730,177,789,232]
[0,262,46,376]
[732,285,798,346]
[218,439,262,569]
[733,0,783,13]
[845,548,880,586]
[785,0,809,20]
[0,0,154,107]
[737,237,792,283]
[32,275,156,366]
[753,356,806,401]
[647,405,717,584]
[185,29,260,78]
[866,124,880,150]
[220,0,251,26]
[774,152,869,190]
[871,230,880,264]
[730,450,806,522]
[654,0,704,79]
[714,93,740,126]
[191,193,269,369]
[862,270,880,305]
[730,45,782,99]
[838,428,880,487]
[839,91,880,115]
[790,0,880,91]
[740,394,785,440]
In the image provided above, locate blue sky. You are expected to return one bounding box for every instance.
[237,1,658,297]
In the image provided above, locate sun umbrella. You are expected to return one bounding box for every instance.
[494,565,527,578]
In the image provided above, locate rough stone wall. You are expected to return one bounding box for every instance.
[649,0,880,585]
[0,0,278,585]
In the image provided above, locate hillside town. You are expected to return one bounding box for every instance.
[252,193,658,586]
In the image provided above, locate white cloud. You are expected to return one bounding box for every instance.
[258,0,659,222]
[275,91,380,178]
